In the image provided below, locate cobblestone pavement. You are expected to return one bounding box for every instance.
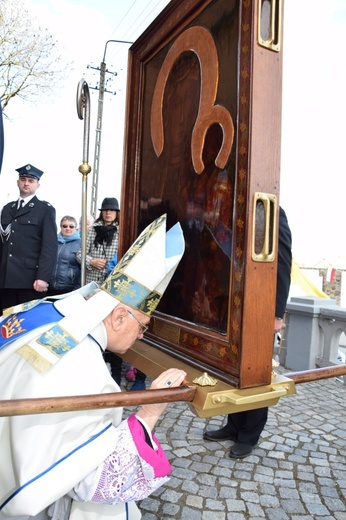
[125,374,346,519]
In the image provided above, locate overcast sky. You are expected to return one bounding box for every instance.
[1,0,345,267]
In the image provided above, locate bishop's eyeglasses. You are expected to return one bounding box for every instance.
[127,308,149,334]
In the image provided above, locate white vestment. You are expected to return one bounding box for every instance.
[0,292,171,519]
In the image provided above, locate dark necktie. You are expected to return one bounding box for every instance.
[16,199,24,213]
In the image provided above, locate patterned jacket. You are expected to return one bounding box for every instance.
[76,221,119,284]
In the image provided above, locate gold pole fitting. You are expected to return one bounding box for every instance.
[78,162,92,176]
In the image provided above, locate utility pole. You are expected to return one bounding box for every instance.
[87,39,133,219]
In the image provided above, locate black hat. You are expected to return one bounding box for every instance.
[98,197,120,211]
[16,164,44,180]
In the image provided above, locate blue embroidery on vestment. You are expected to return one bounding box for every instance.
[37,325,77,355]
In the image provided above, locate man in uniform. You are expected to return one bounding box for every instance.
[0,164,57,313]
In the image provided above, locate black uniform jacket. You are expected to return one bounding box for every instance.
[0,196,57,288]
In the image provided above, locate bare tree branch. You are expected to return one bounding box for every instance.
[0,0,69,111]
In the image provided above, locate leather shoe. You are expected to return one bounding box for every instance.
[229,442,255,459]
[203,426,236,442]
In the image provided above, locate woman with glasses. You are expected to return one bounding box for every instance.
[48,215,81,296]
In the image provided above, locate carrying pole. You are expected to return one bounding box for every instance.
[1,365,346,418]
[0,385,196,417]
[285,364,346,384]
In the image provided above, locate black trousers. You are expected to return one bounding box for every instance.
[104,352,123,385]
[1,288,47,314]
[226,407,268,445]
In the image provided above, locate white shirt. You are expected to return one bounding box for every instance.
[18,194,36,208]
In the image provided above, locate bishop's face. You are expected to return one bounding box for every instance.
[105,305,150,354]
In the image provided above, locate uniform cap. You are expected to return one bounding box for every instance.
[16,164,44,180]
